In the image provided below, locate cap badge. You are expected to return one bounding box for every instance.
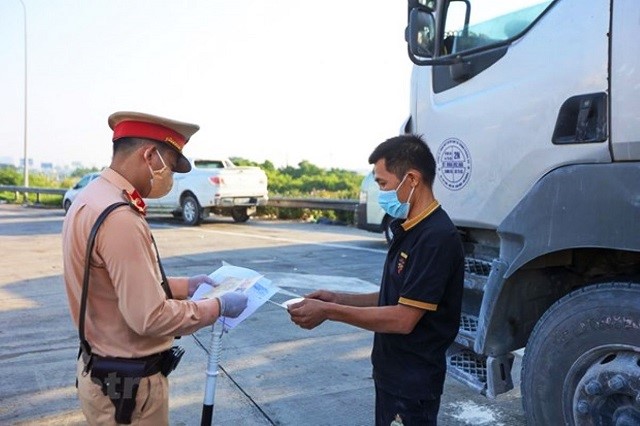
[164,136,181,152]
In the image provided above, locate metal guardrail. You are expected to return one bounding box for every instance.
[0,185,66,204]
[0,185,66,196]
[0,186,358,211]
[268,196,357,211]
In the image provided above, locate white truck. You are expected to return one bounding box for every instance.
[145,158,268,225]
[370,0,640,424]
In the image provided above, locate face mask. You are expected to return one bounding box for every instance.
[377,174,415,219]
[147,150,174,198]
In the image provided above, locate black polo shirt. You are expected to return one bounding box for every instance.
[371,202,464,400]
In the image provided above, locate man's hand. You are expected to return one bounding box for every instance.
[217,292,248,318]
[288,298,328,330]
[305,289,339,303]
[188,274,215,297]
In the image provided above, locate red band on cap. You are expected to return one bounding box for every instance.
[112,121,186,152]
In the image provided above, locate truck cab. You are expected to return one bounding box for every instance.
[404,0,640,423]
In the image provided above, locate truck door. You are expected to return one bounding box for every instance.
[610,0,640,161]
[410,0,612,229]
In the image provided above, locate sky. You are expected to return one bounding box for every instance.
[0,0,412,173]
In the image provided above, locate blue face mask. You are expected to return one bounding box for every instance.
[377,174,415,219]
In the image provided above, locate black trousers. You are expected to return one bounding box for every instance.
[375,384,441,426]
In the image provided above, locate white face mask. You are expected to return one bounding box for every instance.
[147,150,174,198]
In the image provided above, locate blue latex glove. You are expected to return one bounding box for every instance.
[188,274,215,297]
[217,291,249,318]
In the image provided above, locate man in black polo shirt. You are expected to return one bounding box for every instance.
[288,134,464,425]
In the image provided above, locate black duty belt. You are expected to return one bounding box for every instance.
[80,348,164,378]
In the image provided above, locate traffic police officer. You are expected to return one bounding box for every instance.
[62,111,248,425]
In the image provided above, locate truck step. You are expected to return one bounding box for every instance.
[446,344,487,393]
[446,343,515,397]
[465,256,493,276]
[455,313,479,348]
[464,256,493,291]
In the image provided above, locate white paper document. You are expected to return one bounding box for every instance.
[192,264,280,329]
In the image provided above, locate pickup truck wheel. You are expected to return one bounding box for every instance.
[181,195,201,226]
[521,282,640,425]
[63,199,72,214]
[231,206,250,223]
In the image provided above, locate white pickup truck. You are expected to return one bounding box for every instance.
[145,158,268,225]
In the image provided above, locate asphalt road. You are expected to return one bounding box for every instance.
[0,204,526,425]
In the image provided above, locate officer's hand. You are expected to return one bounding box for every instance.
[217,291,248,318]
[188,274,215,297]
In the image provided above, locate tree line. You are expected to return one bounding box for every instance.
[0,159,366,223]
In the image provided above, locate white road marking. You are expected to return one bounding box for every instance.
[156,224,388,254]
[153,224,385,295]
[266,272,379,295]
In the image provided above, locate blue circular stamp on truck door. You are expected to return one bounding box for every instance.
[436,138,472,191]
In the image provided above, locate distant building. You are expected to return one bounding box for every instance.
[0,156,16,167]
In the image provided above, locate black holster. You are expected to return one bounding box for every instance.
[81,346,184,424]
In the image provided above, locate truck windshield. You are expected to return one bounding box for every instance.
[444,0,554,55]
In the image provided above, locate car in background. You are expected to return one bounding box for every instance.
[62,157,268,226]
[145,158,268,226]
[355,171,393,243]
[62,172,100,213]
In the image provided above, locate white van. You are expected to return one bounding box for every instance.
[355,171,393,243]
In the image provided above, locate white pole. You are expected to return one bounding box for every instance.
[201,322,224,425]
[18,0,28,200]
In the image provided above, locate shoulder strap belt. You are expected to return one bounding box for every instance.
[79,202,173,358]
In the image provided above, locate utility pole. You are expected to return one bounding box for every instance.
[18,0,29,202]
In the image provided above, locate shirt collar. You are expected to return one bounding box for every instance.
[401,199,440,231]
[101,168,147,215]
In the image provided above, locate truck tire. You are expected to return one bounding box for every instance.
[231,206,250,223]
[521,282,640,425]
[181,195,202,226]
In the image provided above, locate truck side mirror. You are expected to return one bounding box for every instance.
[407,8,436,59]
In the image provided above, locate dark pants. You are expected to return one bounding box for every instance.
[375,384,440,426]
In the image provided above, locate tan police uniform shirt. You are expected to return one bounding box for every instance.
[62,168,216,358]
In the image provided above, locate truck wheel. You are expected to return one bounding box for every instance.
[231,206,250,223]
[63,199,72,214]
[521,282,640,425]
[181,195,201,226]
[382,215,394,244]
